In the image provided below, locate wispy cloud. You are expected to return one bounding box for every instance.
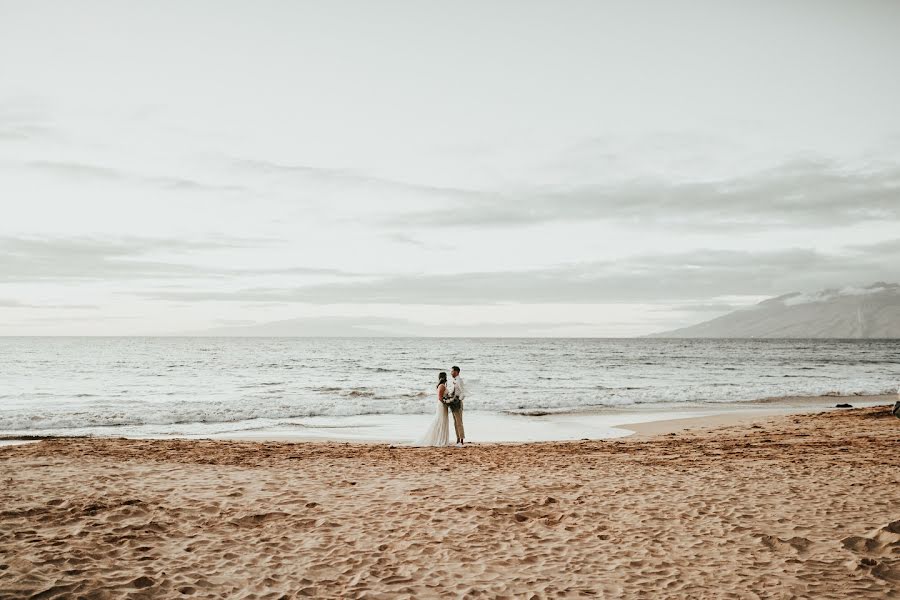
[0,298,98,309]
[230,158,480,200]
[391,159,900,230]
[13,160,248,194]
[134,240,900,306]
[0,236,357,283]
[659,302,750,313]
[779,282,899,306]
[0,101,55,141]
[21,314,136,323]
[189,315,608,337]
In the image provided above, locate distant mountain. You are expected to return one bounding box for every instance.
[651,282,900,338]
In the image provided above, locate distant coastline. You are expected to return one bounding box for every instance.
[651,282,900,338]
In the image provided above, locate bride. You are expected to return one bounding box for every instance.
[415,371,451,446]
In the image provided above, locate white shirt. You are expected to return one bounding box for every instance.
[450,375,466,400]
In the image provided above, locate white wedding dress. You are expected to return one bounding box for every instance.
[415,390,450,447]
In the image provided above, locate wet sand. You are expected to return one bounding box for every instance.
[617,393,896,437]
[1,404,898,599]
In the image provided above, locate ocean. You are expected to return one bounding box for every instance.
[0,337,900,435]
[1,337,897,439]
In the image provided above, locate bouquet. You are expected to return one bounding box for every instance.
[443,393,461,411]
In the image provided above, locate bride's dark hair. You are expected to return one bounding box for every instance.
[437,372,447,387]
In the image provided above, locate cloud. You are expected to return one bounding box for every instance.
[186,315,605,337]
[22,315,136,323]
[11,149,899,237]
[0,122,52,141]
[382,232,453,250]
[658,302,748,313]
[384,232,427,248]
[190,315,406,336]
[14,160,247,194]
[0,236,235,283]
[135,240,900,306]
[392,159,900,230]
[0,299,29,308]
[0,101,54,141]
[0,236,356,283]
[5,154,476,218]
[229,158,480,200]
[0,298,98,309]
[779,282,899,306]
[848,238,900,253]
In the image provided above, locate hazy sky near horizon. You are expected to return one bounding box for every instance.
[2,0,899,336]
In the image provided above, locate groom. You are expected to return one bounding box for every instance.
[445,366,466,446]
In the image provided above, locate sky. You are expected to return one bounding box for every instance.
[1,0,899,336]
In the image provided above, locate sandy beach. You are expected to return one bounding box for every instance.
[2,402,898,599]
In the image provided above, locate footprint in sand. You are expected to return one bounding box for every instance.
[757,534,814,555]
[841,520,900,583]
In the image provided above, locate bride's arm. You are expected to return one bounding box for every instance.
[437,383,446,402]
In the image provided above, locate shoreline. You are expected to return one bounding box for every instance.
[616,393,896,437]
[0,393,893,445]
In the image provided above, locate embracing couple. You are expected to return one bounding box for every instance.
[416,366,466,447]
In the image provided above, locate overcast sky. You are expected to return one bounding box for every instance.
[1,0,899,336]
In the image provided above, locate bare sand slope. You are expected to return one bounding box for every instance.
[1,406,898,599]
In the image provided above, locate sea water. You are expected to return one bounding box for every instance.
[1,337,897,439]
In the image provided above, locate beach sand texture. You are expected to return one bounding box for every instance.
[1,406,898,599]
